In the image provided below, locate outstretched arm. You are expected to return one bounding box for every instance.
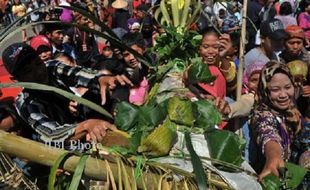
[259,141,285,181]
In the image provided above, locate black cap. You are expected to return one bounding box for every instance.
[2,43,37,75]
[260,19,288,40]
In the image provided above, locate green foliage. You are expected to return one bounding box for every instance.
[261,162,307,190]
[185,131,208,190]
[69,155,88,190]
[0,82,112,119]
[187,57,216,84]
[48,152,82,190]
[193,100,221,130]
[114,101,168,153]
[205,129,245,170]
[133,156,145,180]
[138,118,177,156]
[151,26,201,63]
[285,162,307,189]
[115,102,140,131]
[168,97,195,126]
[138,103,168,127]
[261,174,281,190]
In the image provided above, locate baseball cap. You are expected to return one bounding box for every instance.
[131,22,141,30]
[285,25,305,40]
[197,66,226,99]
[2,43,37,75]
[260,18,288,40]
[30,35,51,53]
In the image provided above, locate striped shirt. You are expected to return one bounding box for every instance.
[15,60,102,144]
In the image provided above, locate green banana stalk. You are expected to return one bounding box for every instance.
[180,0,191,27]
[160,0,172,26]
[186,0,202,27]
[154,0,202,30]
[171,0,180,26]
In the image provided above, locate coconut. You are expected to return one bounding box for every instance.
[287,60,308,84]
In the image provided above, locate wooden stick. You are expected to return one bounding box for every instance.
[235,0,249,137]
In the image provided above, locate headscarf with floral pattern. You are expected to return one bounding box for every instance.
[255,60,301,136]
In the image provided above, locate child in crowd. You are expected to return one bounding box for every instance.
[29,35,52,62]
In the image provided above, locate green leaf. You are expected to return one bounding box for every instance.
[138,118,177,157]
[0,82,112,119]
[114,102,139,131]
[139,102,167,127]
[187,58,216,84]
[129,131,144,153]
[145,83,161,105]
[184,131,208,190]
[120,160,132,189]
[285,162,307,189]
[168,97,195,126]
[204,129,244,169]
[193,100,221,130]
[134,156,145,181]
[69,155,89,190]
[261,174,281,190]
[48,152,75,190]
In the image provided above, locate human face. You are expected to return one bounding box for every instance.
[102,47,113,58]
[49,30,64,45]
[38,50,52,62]
[248,72,260,92]
[285,38,303,56]
[262,37,284,58]
[0,0,8,12]
[79,16,90,26]
[135,10,144,20]
[199,33,220,65]
[122,44,144,68]
[267,73,294,110]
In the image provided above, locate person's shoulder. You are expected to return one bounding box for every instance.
[252,108,277,121]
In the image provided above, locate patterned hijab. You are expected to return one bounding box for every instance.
[256,60,294,107]
[255,60,301,133]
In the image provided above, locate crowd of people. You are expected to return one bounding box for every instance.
[0,0,309,189]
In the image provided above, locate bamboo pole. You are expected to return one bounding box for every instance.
[0,130,163,189]
[235,0,248,137]
[237,1,248,101]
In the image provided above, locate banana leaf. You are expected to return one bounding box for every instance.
[261,174,281,190]
[128,130,144,153]
[167,97,195,126]
[204,129,245,170]
[184,131,208,190]
[0,82,112,119]
[114,102,140,131]
[285,162,307,189]
[192,99,221,130]
[138,101,167,127]
[187,58,216,84]
[151,26,201,62]
[69,155,89,190]
[138,118,177,157]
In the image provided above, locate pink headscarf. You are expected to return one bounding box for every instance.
[243,61,265,86]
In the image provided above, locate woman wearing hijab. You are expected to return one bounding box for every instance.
[249,61,303,180]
